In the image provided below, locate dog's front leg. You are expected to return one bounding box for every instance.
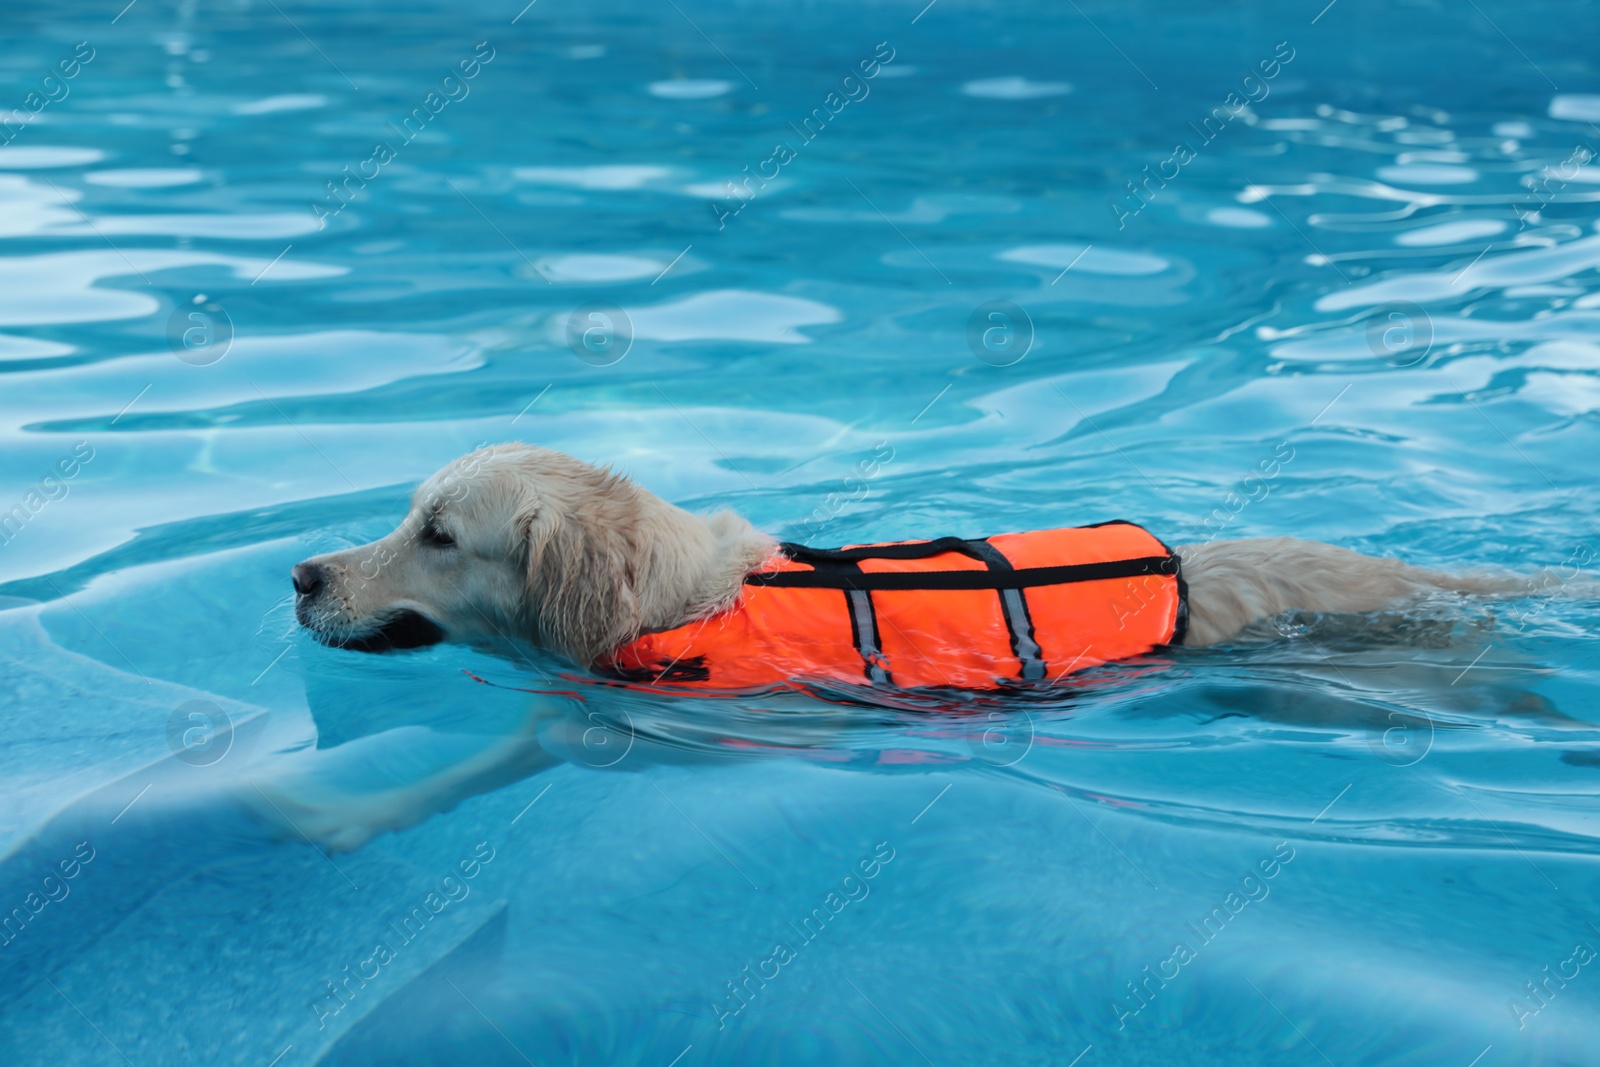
[240,701,571,853]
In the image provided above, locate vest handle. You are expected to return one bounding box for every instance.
[777,536,988,565]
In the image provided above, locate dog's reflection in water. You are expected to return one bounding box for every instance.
[242,611,1584,854]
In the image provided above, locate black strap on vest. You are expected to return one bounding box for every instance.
[775,537,989,565]
[752,532,1177,684]
[962,540,1048,682]
[840,567,892,685]
[747,553,1177,591]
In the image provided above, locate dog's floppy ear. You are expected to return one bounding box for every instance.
[517,487,642,665]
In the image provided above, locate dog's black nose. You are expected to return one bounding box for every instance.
[292,562,325,599]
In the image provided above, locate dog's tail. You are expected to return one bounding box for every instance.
[1175,537,1595,647]
[1408,567,1596,598]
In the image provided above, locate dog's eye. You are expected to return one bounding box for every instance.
[421,523,456,548]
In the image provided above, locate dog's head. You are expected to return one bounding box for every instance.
[292,444,646,663]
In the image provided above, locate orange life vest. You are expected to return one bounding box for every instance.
[599,521,1187,693]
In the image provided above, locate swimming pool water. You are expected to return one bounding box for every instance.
[2,1,1600,1064]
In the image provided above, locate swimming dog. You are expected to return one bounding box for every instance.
[291,443,1536,689]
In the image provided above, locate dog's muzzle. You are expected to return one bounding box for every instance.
[303,608,447,654]
[328,609,447,653]
[291,560,446,653]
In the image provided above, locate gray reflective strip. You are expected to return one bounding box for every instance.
[1000,587,1047,680]
[847,589,892,684]
[967,539,1048,681]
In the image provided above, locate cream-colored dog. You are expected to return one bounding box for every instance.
[260,441,1573,852]
[293,442,1536,667]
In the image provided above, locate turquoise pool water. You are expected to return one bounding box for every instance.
[3,0,1600,1063]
